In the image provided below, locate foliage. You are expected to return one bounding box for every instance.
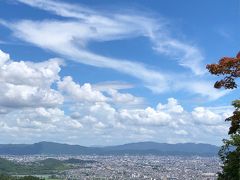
[218,129,240,180]
[36,158,67,171]
[0,174,43,180]
[206,52,240,89]
[0,158,69,175]
[18,176,44,180]
[207,52,240,179]
[64,158,96,164]
[226,100,240,134]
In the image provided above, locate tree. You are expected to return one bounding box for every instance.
[207,52,240,180]
[0,174,43,180]
[218,119,240,179]
[18,176,43,180]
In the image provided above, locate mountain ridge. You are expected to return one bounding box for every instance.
[0,141,219,156]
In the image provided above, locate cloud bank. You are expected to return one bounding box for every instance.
[0,49,232,145]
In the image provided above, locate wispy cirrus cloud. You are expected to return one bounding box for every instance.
[4,19,169,92]
[15,0,206,75]
[93,81,134,91]
[0,0,227,100]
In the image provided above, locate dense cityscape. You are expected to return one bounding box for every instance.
[1,155,221,180]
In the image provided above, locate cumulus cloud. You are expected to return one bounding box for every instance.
[57,76,144,106]
[157,98,184,113]
[0,106,83,143]
[192,106,232,125]
[0,93,231,145]
[58,76,107,102]
[66,97,230,145]
[0,49,231,145]
[0,50,63,108]
[0,57,62,87]
[119,107,172,126]
[106,89,144,105]
[0,84,63,108]
[0,49,10,65]
[118,98,183,126]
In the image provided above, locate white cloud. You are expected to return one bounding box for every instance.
[119,107,172,126]
[0,84,62,108]
[192,106,232,125]
[89,102,116,124]
[67,119,83,129]
[15,0,205,77]
[118,98,183,127]
[58,76,107,102]
[0,57,62,87]
[0,106,83,142]
[1,0,210,96]
[107,89,144,105]
[93,81,134,91]
[175,130,188,135]
[0,49,231,145]
[0,50,63,108]
[58,76,144,106]
[0,49,10,66]
[185,81,229,100]
[0,89,231,145]
[94,122,106,129]
[157,98,184,113]
[68,96,228,141]
[173,80,229,101]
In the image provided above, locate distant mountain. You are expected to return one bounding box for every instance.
[0,141,219,156]
[102,141,219,156]
[0,142,90,155]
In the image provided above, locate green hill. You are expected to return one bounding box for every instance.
[0,174,43,180]
[0,158,69,175]
[0,158,26,174]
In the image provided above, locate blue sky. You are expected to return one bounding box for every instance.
[0,0,239,146]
